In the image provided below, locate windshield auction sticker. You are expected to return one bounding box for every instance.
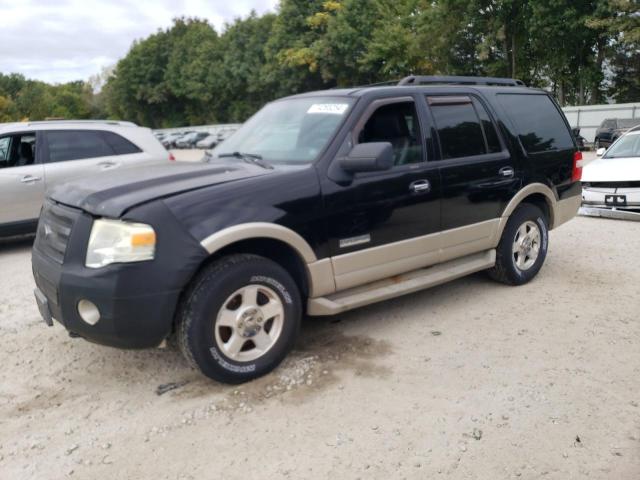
[307,104,349,115]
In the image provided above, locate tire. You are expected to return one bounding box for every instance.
[488,203,548,286]
[177,254,301,384]
[594,138,600,150]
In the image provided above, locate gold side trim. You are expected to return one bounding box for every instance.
[308,250,496,316]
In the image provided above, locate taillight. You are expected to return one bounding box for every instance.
[168,152,176,161]
[572,151,582,182]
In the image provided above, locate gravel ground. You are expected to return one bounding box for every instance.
[1,215,639,480]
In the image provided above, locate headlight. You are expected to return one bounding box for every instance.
[86,219,156,268]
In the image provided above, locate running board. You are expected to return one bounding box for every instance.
[307,249,496,316]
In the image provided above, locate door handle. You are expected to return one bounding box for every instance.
[410,179,431,193]
[499,166,515,178]
[98,161,118,169]
[20,175,42,184]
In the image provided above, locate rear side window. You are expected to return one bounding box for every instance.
[498,94,573,153]
[428,96,501,159]
[46,130,113,162]
[101,131,142,155]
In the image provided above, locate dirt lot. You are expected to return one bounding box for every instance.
[1,215,639,480]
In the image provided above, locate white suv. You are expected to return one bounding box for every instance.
[0,120,173,237]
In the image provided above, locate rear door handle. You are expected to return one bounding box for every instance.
[20,175,42,184]
[499,166,515,178]
[98,161,118,169]
[410,179,431,193]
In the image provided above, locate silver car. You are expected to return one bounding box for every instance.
[0,120,173,237]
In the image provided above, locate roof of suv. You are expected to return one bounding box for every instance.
[283,84,542,102]
[0,120,137,135]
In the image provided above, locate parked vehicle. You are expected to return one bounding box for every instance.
[0,120,173,237]
[196,134,219,149]
[32,75,581,383]
[175,131,209,149]
[572,127,586,151]
[582,130,640,210]
[161,132,187,149]
[594,118,640,149]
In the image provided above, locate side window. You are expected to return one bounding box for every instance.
[497,94,574,153]
[101,131,142,155]
[358,101,424,165]
[46,130,114,163]
[0,133,37,169]
[428,97,487,159]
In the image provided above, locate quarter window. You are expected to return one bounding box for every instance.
[102,131,142,155]
[498,94,574,153]
[358,101,424,165]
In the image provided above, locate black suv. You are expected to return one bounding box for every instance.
[594,118,640,149]
[32,75,582,383]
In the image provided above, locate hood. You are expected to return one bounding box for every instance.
[582,156,640,183]
[49,161,271,217]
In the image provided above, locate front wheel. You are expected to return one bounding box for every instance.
[488,204,548,285]
[177,254,301,384]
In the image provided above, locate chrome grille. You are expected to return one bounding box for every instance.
[34,201,80,264]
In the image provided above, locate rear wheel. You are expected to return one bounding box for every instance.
[177,254,301,383]
[488,204,548,285]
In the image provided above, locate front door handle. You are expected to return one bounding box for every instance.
[20,175,42,184]
[499,166,515,178]
[410,179,431,194]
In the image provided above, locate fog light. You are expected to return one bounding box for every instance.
[77,300,100,325]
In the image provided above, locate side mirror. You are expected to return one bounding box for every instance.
[339,142,394,173]
[596,147,606,157]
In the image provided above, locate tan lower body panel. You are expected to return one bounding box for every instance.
[307,249,496,316]
[330,219,500,291]
[553,195,581,229]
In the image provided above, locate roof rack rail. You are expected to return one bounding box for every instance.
[398,75,525,87]
[25,119,138,127]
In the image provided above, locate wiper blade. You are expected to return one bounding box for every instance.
[218,151,273,169]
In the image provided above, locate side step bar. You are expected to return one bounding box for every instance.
[307,249,496,316]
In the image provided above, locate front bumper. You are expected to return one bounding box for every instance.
[582,186,640,210]
[32,247,181,348]
[31,199,208,349]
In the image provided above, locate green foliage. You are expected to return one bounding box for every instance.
[0,73,100,122]
[2,0,639,126]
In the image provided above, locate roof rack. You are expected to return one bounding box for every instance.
[24,119,138,127]
[398,75,525,87]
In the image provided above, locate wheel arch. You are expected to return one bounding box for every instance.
[196,223,335,300]
[495,183,558,241]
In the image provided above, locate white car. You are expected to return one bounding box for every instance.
[582,130,640,210]
[0,120,174,237]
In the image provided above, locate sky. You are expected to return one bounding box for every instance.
[0,0,279,84]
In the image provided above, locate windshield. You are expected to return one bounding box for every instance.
[604,134,640,158]
[212,96,355,164]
